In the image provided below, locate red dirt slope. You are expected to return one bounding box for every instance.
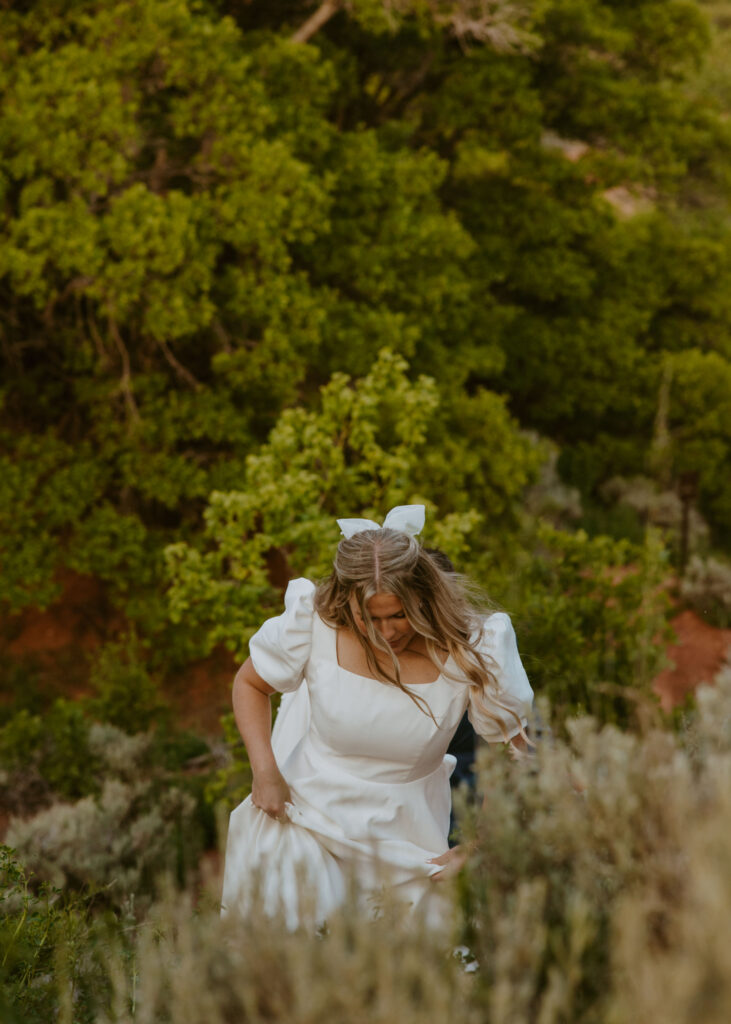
[652,610,731,712]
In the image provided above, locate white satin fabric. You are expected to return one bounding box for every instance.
[221,579,532,929]
[337,503,426,539]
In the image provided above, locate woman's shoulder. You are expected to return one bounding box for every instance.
[481,610,514,633]
[471,610,515,648]
[282,577,316,606]
[248,579,316,692]
[272,578,317,634]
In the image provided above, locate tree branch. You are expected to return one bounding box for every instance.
[157,336,202,391]
[108,317,141,423]
[291,0,343,44]
[87,307,112,369]
[376,53,436,122]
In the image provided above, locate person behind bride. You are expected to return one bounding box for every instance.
[221,505,533,929]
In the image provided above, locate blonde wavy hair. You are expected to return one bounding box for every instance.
[314,528,524,738]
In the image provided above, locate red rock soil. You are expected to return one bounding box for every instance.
[2,571,235,734]
[653,609,731,712]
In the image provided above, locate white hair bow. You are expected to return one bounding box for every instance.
[337,504,425,540]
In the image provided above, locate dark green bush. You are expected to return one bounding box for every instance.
[491,525,673,730]
[87,636,169,734]
[0,700,99,808]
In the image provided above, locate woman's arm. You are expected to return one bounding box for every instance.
[232,658,292,820]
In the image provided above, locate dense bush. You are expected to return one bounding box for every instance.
[2,717,208,915]
[5,776,196,904]
[0,700,100,815]
[493,525,673,727]
[87,638,169,734]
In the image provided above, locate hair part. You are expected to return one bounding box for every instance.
[314,529,525,738]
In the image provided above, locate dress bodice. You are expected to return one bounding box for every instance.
[304,612,468,784]
[250,578,534,750]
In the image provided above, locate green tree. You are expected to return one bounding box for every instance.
[165,349,538,657]
[1,0,729,700]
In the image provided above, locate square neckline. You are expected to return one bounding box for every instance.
[317,613,449,687]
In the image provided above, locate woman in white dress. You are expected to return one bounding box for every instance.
[221,506,533,929]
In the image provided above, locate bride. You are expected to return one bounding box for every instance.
[221,506,533,929]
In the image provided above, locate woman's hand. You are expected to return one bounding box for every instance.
[251,766,292,822]
[427,845,470,883]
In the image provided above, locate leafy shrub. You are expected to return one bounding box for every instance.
[490,524,672,728]
[0,654,45,725]
[87,636,169,734]
[86,721,156,781]
[4,723,209,911]
[5,778,197,908]
[680,554,731,627]
[0,700,99,815]
[0,707,44,771]
[40,700,101,801]
[0,845,101,1024]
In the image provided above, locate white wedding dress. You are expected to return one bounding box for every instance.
[221,579,533,929]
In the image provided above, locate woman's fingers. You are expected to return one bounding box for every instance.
[251,771,292,822]
[427,846,468,882]
[251,797,288,819]
[254,804,288,823]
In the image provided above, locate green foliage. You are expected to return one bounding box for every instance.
[87,636,169,734]
[0,0,728,838]
[0,700,99,805]
[5,777,197,906]
[4,722,202,909]
[0,845,100,1024]
[489,525,673,726]
[166,349,538,658]
[0,432,109,611]
[40,700,98,801]
[0,709,43,773]
[665,348,731,534]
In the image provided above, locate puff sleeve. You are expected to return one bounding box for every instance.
[248,578,316,693]
[467,612,534,743]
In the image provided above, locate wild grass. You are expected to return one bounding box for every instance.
[3,658,731,1022]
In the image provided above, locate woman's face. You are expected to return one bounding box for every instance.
[349,592,416,653]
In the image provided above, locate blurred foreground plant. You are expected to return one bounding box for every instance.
[5,664,731,1022]
[454,659,731,1021]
